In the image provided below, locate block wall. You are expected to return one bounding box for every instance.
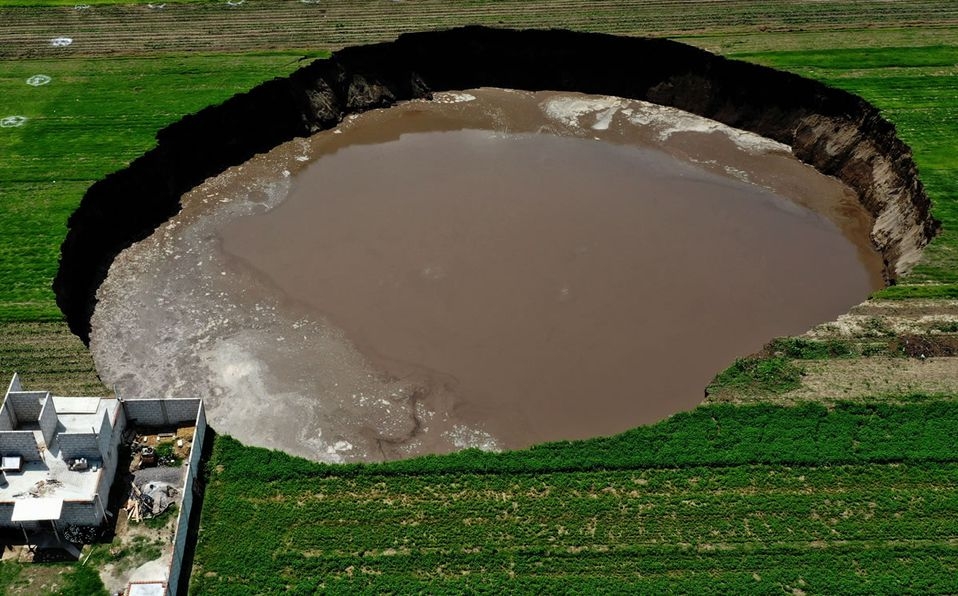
[0,431,40,461]
[38,398,57,446]
[7,392,47,422]
[123,398,202,428]
[0,403,14,431]
[60,500,103,526]
[97,410,114,460]
[166,402,206,596]
[57,433,101,460]
[94,411,122,520]
[6,374,21,394]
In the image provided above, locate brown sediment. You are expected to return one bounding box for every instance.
[88,89,884,459]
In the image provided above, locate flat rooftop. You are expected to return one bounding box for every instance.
[0,441,102,503]
[52,396,117,433]
[0,397,117,505]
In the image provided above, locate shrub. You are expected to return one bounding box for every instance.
[708,356,803,395]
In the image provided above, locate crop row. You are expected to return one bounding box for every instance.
[193,548,958,595]
[3,1,958,58]
[0,321,108,395]
[194,404,958,594]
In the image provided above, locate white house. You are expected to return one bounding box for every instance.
[0,374,120,534]
[0,374,205,537]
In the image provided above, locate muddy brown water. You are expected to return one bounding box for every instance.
[90,89,884,462]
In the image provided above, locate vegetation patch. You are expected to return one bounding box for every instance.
[193,400,958,594]
[143,503,178,530]
[766,337,857,360]
[707,357,804,395]
[58,564,108,596]
[0,559,107,595]
[154,441,183,467]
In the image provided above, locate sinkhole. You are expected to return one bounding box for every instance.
[54,28,935,462]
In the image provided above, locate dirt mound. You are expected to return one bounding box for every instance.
[894,334,958,358]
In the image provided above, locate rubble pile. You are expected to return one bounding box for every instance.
[124,480,178,522]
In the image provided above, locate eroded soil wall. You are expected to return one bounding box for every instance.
[54,26,937,343]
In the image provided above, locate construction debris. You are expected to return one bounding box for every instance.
[11,478,64,499]
[126,426,194,472]
[124,480,177,522]
[120,425,191,522]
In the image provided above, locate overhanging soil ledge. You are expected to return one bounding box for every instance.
[54,26,938,343]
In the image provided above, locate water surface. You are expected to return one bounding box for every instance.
[91,89,884,460]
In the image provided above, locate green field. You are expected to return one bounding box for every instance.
[0,52,325,322]
[0,1,957,594]
[192,401,958,594]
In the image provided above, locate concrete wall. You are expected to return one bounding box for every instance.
[55,408,114,462]
[111,403,127,471]
[0,503,13,526]
[93,408,121,527]
[1,375,26,430]
[0,402,14,431]
[0,431,40,461]
[97,410,114,462]
[57,432,100,460]
[38,398,57,446]
[6,374,21,395]
[61,497,105,526]
[7,392,48,423]
[94,464,113,525]
[166,401,206,596]
[122,398,203,428]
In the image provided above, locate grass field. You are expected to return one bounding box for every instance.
[3,2,958,59]
[192,401,958,594]
[0,1,956,594]
[0,51,324,322]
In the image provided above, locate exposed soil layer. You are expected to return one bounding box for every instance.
[706,298,958,406]
[89,90,882,460]
[54,27,936,347]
